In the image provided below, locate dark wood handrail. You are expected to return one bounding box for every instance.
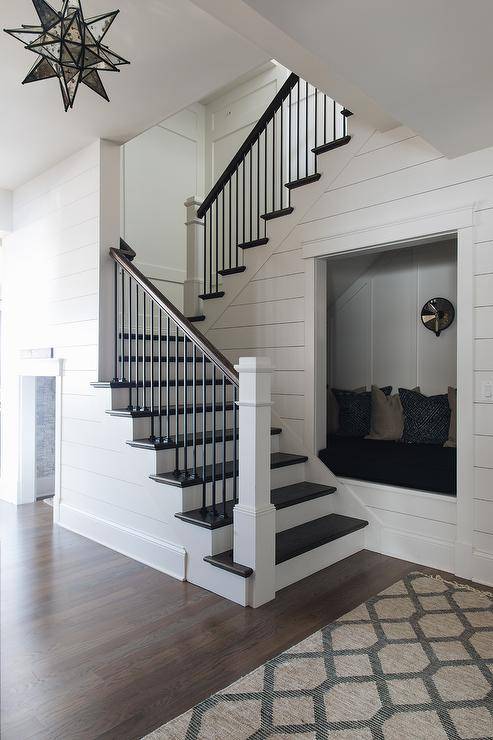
[197,72,300,219]
[110,245,239,386]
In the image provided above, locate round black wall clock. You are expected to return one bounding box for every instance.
[421,297,455,337]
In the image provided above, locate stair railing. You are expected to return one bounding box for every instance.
[196,72,352,300]
[110,239,239,520]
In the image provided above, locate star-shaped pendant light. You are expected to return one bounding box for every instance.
[4,0,129,111]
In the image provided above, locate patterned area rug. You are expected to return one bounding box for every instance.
[145,573,493,739]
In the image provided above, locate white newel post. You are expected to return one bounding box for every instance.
[183,196,204,318]
[234,357,276,608]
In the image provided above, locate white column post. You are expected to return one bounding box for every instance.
[183,196,204,318]
[233,357,276,607]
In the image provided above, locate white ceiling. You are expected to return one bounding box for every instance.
[0,0,269,190]
[193,0,493,158]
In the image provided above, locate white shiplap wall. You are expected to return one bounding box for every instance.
[205,120,493,582]
[0,141,117,506]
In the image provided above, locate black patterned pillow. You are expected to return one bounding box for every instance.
[333,387,392,437]
[398,388,451,445]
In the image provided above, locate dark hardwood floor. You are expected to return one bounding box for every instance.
[0,501,483,740]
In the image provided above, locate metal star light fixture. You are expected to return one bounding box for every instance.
[4,0,129,111]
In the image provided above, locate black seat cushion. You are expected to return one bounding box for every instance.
[319,435,456,496]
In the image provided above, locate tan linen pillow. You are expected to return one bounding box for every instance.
[328,386,367,434]
[444,386,457,448]
[366,385,404,441]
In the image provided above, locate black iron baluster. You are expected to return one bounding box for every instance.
[221,189,225,277]
[143,293,147,411]
[209,205,213,295]
[113,263,118,382]
[257,138,260,240]
[120,267,125,382]
[297,80,301,182]
[149,301,155,440]
[233,384,238,504]
[222,374,227,518]
[305,80,309,178]
[333,99,336,142]
[127,272,133,409]
[314,86,318,172]
[174,321,180,476]
[242,157,246,246]
[324,93,327,146]
[212,363,217,514]
[203,211,208,304]
[228,178,232,270]
[249,148,253,243]
[280,97,284,209]
[158,309,162,441]
[264,127,268,237]
[288,89,292,201]
[272,108,276,213]
[183,335,188,476]
[235,168,239,265]
[215,200,219,294]
[202,352,207,512]
[192,343,197,479]
[166,315,170,442]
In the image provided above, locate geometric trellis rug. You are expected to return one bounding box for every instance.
[144,573,493,739]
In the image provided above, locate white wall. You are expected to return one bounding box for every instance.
[0,189,12,236]
[330,241,457,395]
[0,141,119,505]
[122,105,205,311]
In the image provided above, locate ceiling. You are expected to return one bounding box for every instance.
[0,0,269,190]
[193,0,493,158]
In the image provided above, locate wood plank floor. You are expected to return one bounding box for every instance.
[0,501,483,740]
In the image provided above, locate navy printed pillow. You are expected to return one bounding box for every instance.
[398,388,451,445]
[333,387,392,437]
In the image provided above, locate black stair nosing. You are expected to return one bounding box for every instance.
[218,266,247,277]
[107,402,235,419]
[176,478,332,531]
[312,135,352,156]
[176,499,234,530]
[285,173,322,191]
[91,381,133,389]
[96,377,224,391]
[150,452,307,488]
[188,315,206,322]
[128,426,282,452]
[204,551,253,578]
[199,291,225,301]
[261,206,295,221]
[276,514,368,565]
[238,237,269,250]
[271,481,337,510]
[117,355,209,364]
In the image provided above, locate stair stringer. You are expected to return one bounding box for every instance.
[198,117,376,334]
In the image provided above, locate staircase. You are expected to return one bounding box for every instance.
[92,72,368,607]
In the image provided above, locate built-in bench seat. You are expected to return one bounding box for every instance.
[319,435,456,497]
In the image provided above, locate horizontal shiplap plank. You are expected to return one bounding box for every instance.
[222,347,305,371]
[475,339,493,371]
[475,307,493,339]
[475,208,493,243]
[272,394,305,420]
[474,530,493,554]
[475,274,493,307]
[370,508,456,543]
[272,371,305,395]
[61,217,99,253]
[348,483,457,524]
[475,435,493,468]
[233,274,304,305]
[474,500,493,535]
[52,320,99,348]
[62,440,147,483]
[255,250,304,280]
[63,370,99,395]
[475,242,493,275]
[46,243,98,279]
[62,394,102,422]
[55,344,98,371]
[48,269,98,303]
[475,467,493,502]
[211,322,304,350]
[47,294,98,325]
[215,298,304,329]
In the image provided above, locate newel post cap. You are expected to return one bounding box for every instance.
[235,357,273,374]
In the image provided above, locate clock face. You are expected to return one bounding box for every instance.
[421,298,455,337]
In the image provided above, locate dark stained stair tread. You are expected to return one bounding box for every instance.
[107,402,235,419]
[128,426,282,451]
[238,237,269,250]
[261,207,294,221]
[203,551,253,578]
[96,377,225,391]
[199,291,225,300]
[312,135,351,156]
[285,173,321,190]
[218,266,246,276]
[176,478,333,530]
[271,481,336,510]
[276,514,368,564]
[151,452,307,488]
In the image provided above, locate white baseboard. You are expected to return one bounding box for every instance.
[368,527,455,573]
[58,503,187,581]
[472,549,493,588]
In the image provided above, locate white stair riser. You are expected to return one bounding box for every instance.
[110,382,234,409]
[276,494,338,533]
[132,410,238,439]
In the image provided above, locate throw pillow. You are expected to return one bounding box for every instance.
[366,386,404,441]
[334,386,392,437]
[444,387,457,448]
[399,388,451,445]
